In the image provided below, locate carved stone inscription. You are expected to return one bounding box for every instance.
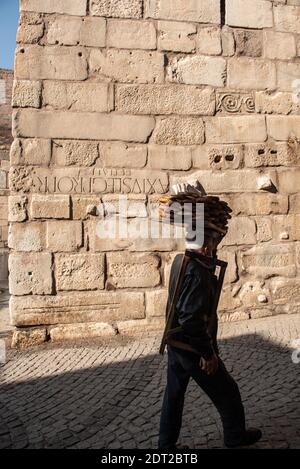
[9,167,169,195]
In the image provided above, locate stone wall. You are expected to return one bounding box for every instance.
[0,69,13,284]
[9,0,300,345]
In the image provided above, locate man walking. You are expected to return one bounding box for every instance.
[158,184,262,450]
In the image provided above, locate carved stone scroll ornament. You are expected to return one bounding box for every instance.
[217,92,255,114]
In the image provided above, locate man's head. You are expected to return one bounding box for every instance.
[197,232,220,257]
[185,229,222,257]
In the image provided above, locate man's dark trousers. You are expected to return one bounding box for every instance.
[158,345,246,448]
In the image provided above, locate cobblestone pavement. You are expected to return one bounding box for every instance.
[0,313,299,449]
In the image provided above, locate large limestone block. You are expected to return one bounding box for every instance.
[10,291,145,326]
[12,80,41,108]
[263,31,296,60]
[80,17,106,47]
[107,19,156,50]
[30,194,71,219]
[206,116,267,143]
[278,169,300,194]
[72,195,101,219]
[46,16,106,48]
[222,26,235,57]
[101,194,147,217]
[234,30,263,57]
[90,0,143,18]
[116,85,215,116]
[241,244,296,278]
[53,140,99,167]
[116,318,164,334]
[146,289,168,318]
[11,328,47,348]
[162,252,181,287]
[192,144,243,170]
[271,278,300,304]
[237,281,270,308]
[152,117,205,145]
[17,18,44,44]
[255,92,300,115]
[148,145,192,170]
[157,21,196,53]
[43,81,113,113]
[272,215,300,242]
[217,249,238,283]
[47,16,82,46]
[87,217,181,252]
[11,138,51,166]
[244,142,300,167]
[46,221,83,252]
[21,0,87,15]
[290,194,300,214]
[167,55,226,87]
[9,252,53,295]
[170,169,277,193]
[227,58,276,90]
[86,219,134,252]
[277,62,300,92]
[107,252,160,288]
[226,193,288,216]
[221,217,256,246]
[267,116,300,141]
[219,311,250,322]
[50,323,117,342]
[129,235,182,253]
[8,195,28,222]
[197,26,222,56]
[256,215,272,241]
[15,46,88,81]
[100,142,147,168]
[89,49,164,84]
[218,285,242,312]
[55,253,105,291]
[13,109,155,142]
[226,0,273,28]
[8,222,45,251]
[145,0,220,23]
[274,4,300,33]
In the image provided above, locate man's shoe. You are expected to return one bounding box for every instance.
[226,428,262,448]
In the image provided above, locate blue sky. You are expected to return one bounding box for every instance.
[0,0,19,70]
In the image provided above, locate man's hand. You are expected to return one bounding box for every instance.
[200,353,219,376]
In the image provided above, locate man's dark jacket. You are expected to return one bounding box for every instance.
[166,252,219,360]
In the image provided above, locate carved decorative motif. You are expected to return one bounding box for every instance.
[217,92,255,114]
[9,167,33,192]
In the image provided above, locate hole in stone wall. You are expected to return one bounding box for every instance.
[258,149,265,155]
[214,155,222,163]
[225,154,234,161]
